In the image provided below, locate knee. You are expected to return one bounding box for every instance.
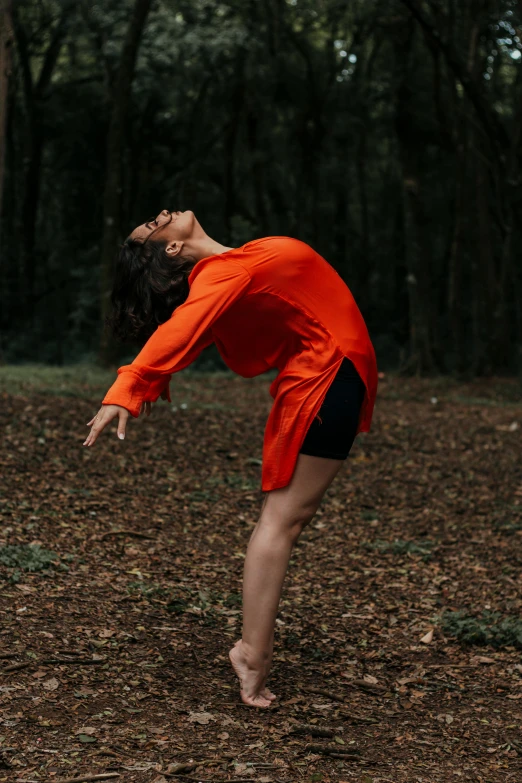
[274,505,317,542]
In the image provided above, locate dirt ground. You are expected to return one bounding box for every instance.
[0,367,521,783]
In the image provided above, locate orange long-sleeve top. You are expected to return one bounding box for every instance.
[102,236,378,491]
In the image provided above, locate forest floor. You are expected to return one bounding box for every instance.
[0,365,521,783]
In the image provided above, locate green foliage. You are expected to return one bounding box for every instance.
[1,0,521,373]
[0,544,60,575]
[441,610,522,650]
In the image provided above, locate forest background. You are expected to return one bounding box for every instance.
[0,0,521,376]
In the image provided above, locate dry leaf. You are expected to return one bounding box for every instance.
[420,629,434,644]
[187,711,216,725]
[42,677,59,691]
[363,674,378,685]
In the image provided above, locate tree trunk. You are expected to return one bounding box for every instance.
[394,28,439,374]
[12,5,68,317]
[0,0,13,229]
[99,0,154,365]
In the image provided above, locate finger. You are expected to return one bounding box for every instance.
[117,410,128,440]
[86,416,96,426]
[83,411,112,447]
[83,424,100,447]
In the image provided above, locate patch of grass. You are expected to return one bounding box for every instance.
[0,364,116,396]
[0,362,236,398]
[441,610,522,649]
[0,544,60,572]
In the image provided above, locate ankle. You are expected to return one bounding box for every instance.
[240,639,270,664]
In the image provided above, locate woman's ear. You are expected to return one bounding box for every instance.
[165,240,184,257]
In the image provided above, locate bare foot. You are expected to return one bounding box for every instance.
[229,640,276,707]
[232,640,276,702]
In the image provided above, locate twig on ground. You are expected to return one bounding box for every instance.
[299,685,345,702]
[2,657,105,674]
[52,773,121,783]
[42,657,106,665]
[166,779,256,782]
[347,679,386,693]
[2,662,33,673]
[55,649,88,656]
[306,744,361,759]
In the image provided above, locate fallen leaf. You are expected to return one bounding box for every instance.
[363,674,378,685]
[187,711,216,725]
[42,677,59,691]
[420,629,434,644]
[32,669,49,679]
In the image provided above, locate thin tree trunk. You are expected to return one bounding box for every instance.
[0,0,13,229]
[12,5,68,317]
[99,0,153,365]
[394,25,438,374]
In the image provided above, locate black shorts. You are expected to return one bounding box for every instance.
[299,357,366,460]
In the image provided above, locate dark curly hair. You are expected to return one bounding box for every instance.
[105,235,198,344]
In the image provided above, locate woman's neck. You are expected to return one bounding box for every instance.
[191,236,234,261]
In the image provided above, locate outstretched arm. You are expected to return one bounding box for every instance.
[83,259,251,445]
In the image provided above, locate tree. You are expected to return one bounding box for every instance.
[98,0,154,364]
[0,0,13,231]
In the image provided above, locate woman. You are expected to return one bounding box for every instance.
[84,209,378,708]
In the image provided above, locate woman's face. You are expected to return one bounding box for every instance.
[130,209,198,244]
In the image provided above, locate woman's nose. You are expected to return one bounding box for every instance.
[162,209,169,216]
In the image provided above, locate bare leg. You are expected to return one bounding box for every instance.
[229,453,344,708]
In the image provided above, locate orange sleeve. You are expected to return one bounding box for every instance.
[102,259,251,417]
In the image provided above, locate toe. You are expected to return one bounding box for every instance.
[241,691,271,708]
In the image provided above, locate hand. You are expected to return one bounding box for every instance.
[83,404,130,447]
